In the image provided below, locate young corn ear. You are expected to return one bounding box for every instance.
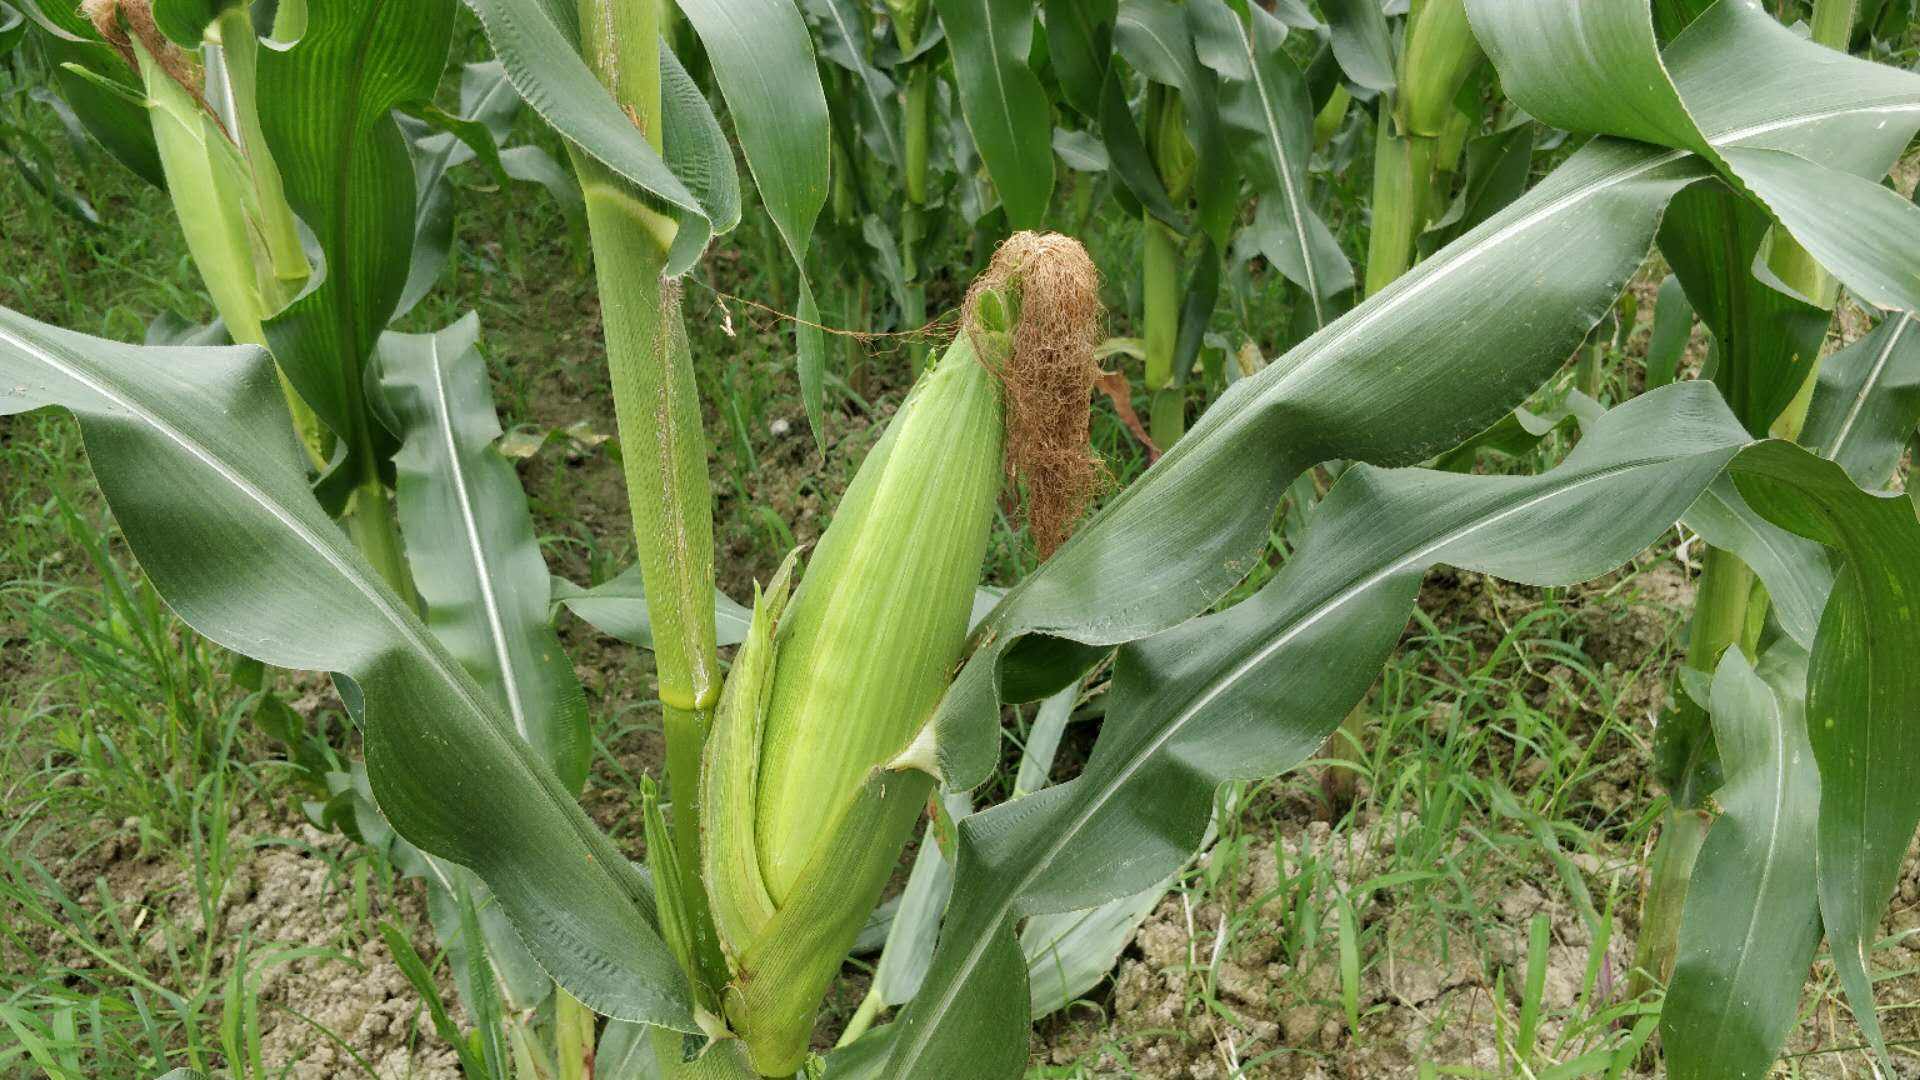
[700,234,1101,1075]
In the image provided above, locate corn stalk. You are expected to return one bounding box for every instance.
[571,0,731,1022]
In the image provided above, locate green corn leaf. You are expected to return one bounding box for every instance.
[1420,117,1534,256]
[381,922,492,1078]
[550,565,751,651]
[1715,145,1920,316]
[933,0,1055,230]
[1642,273,1694,389]
[257,0,456,484]
[674,0,831,448]
[453,882,512,1078]
[0,308,696,1031]
[149,0,243,45]
[1114,0,1237,247]
[1021,883,1166,1020]
[462,0,737,275]
[1097,60,1182,231]
[935,136,1711,794]
[398,61,526,320]
[1321,0,1396,93]
[380,315,592,794]
[0,115,102,226]
[807,0,903,169]
[324,763,553,1014]
[594,1020,663,1080]
[1468,0,1920,314]
[0,3,25,56]
[869,791,972,1009]
[1731,442,1920,1065]
[1802,313,1920,490]
[886,383,1756,1076]
[1042,0,1116,121]
[1190,0,1352,326]
[415,853,553,1015]
[1680,476,1832,650]
[1651,0,1716,41]
[1662,645,1821,1080]
[16,0,165,185]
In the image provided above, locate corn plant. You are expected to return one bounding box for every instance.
[13,0,609,1067]
[8,1,1920,1078]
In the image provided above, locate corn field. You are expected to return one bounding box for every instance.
[4,0,1920,1076]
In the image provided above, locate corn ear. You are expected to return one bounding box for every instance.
[700,312,1009,1077]
[134,40,269,344]
[1395,0,1483,140]
[694,235,1099,1075]
[751,326,1006,901]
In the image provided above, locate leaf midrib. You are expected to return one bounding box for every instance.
[425,333,531,741]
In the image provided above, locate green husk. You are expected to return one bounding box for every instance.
[1395,0,1482,140]
[701,555,797,965]
[752,326,1006,899]
[698,234,1101,1075]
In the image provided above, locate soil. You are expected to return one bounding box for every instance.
[18,807,462,1079]
[1042,829,1920,1077]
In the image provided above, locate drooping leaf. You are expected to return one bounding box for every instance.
[1114,0,1237,247]
[806,0,903,169]
[0,116,101,225]
[381,315,592,794]
[933,0,1055,230]
[1716,145,1920,317]
[552,565,752,651]
[675,0,832,447]
[935,137,1711,795]
[149,0,242,46]
[1468,0,1920,315]
[595,1020,663,1080]
[886,383,1755,1076]
[463,0,737,274]
[871,792,973,1008]
[1680,476,1832,651]
[1801,313,1920,491]
[1096,61,1181,230]
[1732,442,1920,1063]
[1643,273,1694,389]
[1658,183,1828,437]
[1042,0,1116,120]
[0,308,695,1030]
[1663,645,1822,1080]
[399,61,526,319]
[1421,115,1534,254]
[18,1,164,185]
[1321,0,1396,93]
[1021,875,1168,1018]
[0,2,25,55]
[1190,0,1352,325]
